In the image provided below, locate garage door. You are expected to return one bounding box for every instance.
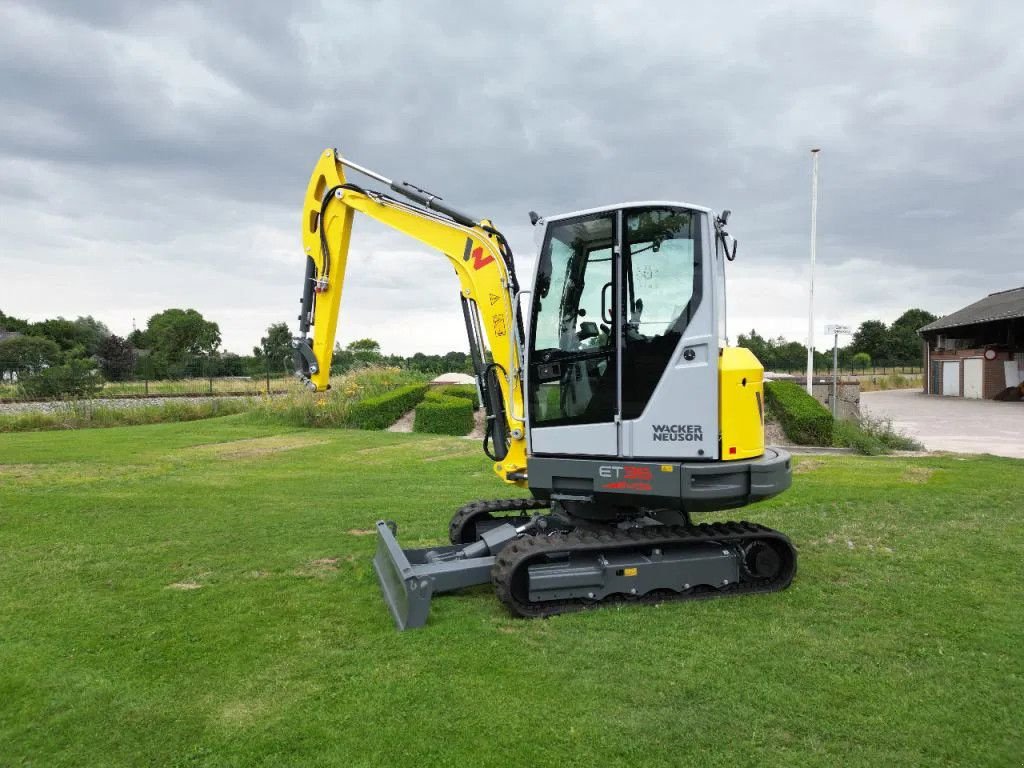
[963,358,983,399]
[942,361,960,396]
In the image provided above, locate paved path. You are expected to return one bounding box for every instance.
[860,389,1024,459]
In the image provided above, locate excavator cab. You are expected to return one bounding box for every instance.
[518,203,788,525]
[294,151,795,630]
[527,205,711,460]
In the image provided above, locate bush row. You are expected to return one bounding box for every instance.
[423,384,480,410]
[413,385,479,435]
[764,380,833,445]
[414,399,475,436]
[0,398,252,433]
[347,383,430,429]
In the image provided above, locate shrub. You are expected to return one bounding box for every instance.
[414,395,475,435]
[248,367,428,428]
[858,373,921,393]
[764,380,833,445]
[833,415,922,455]
[423,384,479,410]
[347,383,429,429]
[19,360,103,400]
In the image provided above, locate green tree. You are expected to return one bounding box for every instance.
[0,309,31,333]
[29,316,109,359]
[850,320,892,362]
[441,351,473,374]
[254,322,293,374]
[852,352,871,370]
[737,329,775,369]
[139,309,221,377]
[72,316,111,356]
[127,328,147,348]
[0,335,61,378]
[97,335,136,381]
[332,343,355,373]
[889,308,937,365]
[347,338,382,367]
[773,338,808,371]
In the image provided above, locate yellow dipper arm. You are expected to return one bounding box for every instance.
[296,149,527,484]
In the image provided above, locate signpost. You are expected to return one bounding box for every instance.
[825,324,852,418]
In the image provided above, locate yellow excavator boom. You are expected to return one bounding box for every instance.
[295,149,527,483]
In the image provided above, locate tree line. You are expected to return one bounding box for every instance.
[0,308,475,397]
[737,308,937,372]
[248,325,476,376]
[1,303,936,397]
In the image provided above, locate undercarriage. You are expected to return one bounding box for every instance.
[374,483,796,630]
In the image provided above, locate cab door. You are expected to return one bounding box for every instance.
[619,207,717,459]
[527,211,618,456]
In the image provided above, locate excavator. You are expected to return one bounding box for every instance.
[294,149,796,630]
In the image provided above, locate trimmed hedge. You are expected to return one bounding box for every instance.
[764,380,833,445]
[423,384,480,410]
[414,391,475,435]
[347,383,429,429]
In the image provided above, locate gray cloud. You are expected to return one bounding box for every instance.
[2,0,1023,354]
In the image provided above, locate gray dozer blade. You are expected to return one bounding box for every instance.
[371,520,499,631]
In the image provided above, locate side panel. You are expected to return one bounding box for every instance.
[527,449,792,513]
[719,347,765,460]
[531,423,618,456]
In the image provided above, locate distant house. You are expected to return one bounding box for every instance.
[0,330,22,342]
[918,287,1024,398]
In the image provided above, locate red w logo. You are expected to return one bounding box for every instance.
[470,246,495,271]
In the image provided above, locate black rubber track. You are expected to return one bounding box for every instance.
[492,521,796,619]
[448,498,551,545]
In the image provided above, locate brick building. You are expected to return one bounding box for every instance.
[918,287,1024,399]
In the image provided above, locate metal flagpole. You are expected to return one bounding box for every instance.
[806,148,821,395]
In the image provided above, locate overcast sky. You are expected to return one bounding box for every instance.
[2,0,1023,356]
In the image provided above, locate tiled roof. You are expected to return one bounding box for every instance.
[919,287,1024,333]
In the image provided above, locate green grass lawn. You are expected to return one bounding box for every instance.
[1,418,1021,767]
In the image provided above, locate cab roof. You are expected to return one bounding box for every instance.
[543,201,713,223]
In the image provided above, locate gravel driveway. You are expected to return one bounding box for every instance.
[861,389,1024,459]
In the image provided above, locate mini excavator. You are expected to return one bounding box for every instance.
[294,149,796,630]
